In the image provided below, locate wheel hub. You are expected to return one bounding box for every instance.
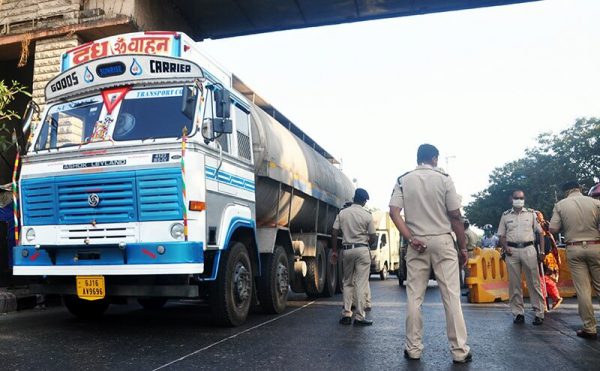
[276,262,289,296]
[233,262,251,303]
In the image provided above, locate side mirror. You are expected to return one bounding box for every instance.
[201,118,215,144]
[201,117,232,144]
[181,86,197,120]
[19,100,40,153]
[214,89,231,118]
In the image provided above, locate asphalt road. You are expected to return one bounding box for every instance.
[1,277,599,371]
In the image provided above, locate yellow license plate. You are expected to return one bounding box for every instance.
[76,275,105,301]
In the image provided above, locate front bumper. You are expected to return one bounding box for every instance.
[13,241,203,275]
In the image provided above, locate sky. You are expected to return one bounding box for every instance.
[198,0,600,211]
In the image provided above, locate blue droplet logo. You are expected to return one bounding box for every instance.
[84,67,94,83]
[130,58,142,76]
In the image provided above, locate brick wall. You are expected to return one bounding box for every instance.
[32,35,80,107]
[0,0,82,35]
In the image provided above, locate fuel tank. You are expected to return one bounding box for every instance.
[250,105,354,232]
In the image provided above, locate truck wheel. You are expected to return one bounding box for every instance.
[63,295,109,319]
[380,263,389,281]
[257,246,289,314]
[322,248,337,297]
[210,242,253,326]
[304,243,326,297]
[138,298,168,310]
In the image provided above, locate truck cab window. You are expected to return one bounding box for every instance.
[113,87,194,141]
[235,104,251,161]
[204,90,229,153]
[35,99,102,150]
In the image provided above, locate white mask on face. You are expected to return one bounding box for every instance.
[512,199,525,208]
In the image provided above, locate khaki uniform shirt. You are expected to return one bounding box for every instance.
[465,228,479,251]
[333,204,375,245]
[549,191,600,243]
[497,207,543,243]
[388,164,461,236]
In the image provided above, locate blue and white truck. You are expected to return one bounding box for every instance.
[13,31,353,326]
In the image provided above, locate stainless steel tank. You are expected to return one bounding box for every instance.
[250,105,354,232]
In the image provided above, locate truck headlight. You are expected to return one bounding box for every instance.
[170,223,184,240]
[25,228,36,242]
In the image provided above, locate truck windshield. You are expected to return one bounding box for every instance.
[35,87,196,150]
[112,87,194,141]
[35,98,103,150]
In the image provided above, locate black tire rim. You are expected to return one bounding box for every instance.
[233,261,251,305]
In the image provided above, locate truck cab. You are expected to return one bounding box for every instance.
[370,211,400,281]
[12,32,353,326]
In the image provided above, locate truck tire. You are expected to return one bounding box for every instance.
[257,246,289,314]
[210,242,253,326]
[322,248,337,297]
[304,243,326,297]
[63,295,109,319]
[138,298,168,310]
[380,263,389,281]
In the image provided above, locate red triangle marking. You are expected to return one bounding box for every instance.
[101,86,132,115]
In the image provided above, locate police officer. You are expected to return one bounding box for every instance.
[389,144,471,364]
[549,181,600,339]
[497,189,545,325]
[331,188,377,326]
[462,219,479,291]
[464,219,479,255]
[589,182,600,200]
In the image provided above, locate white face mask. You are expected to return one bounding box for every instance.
[512,199,525,208]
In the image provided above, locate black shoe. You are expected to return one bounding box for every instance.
[404,349,420,361]
[353,318,373,326]
[453,353,473,364]
[576,329,598,339]
[513,314,525,324]
[365,306,372,312]
[339,316,352,325]
[533,317,544,326]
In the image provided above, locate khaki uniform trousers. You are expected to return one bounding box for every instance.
[506,245,545,318]
[342,247,370,321]
[566,243,600,333]
[405,234,470,361]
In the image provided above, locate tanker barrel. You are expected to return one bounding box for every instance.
[251,105,354,231]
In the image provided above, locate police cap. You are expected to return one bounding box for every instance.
[353,188,370,203]
[562,180,580,192]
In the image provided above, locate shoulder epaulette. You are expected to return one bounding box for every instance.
[433,168,449,176]
[397,170,412,185]
[502,209,512,215]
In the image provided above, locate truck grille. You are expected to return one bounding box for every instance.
[21,168,183,226]
[137,169,184,221]
[59,225,137,244]
[21,181,56,225]
[57,173,136,224]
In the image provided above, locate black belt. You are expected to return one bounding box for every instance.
[342,244,368,250]
[507,241,534,248]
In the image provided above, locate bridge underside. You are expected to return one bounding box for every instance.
[173,0,540,40]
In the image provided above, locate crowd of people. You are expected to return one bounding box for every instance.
[331,142,600,364]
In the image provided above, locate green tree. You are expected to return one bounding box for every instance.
[0,80,31,152]
[465,118,600,229]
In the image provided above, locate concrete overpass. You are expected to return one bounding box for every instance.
[173,0,540,40]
